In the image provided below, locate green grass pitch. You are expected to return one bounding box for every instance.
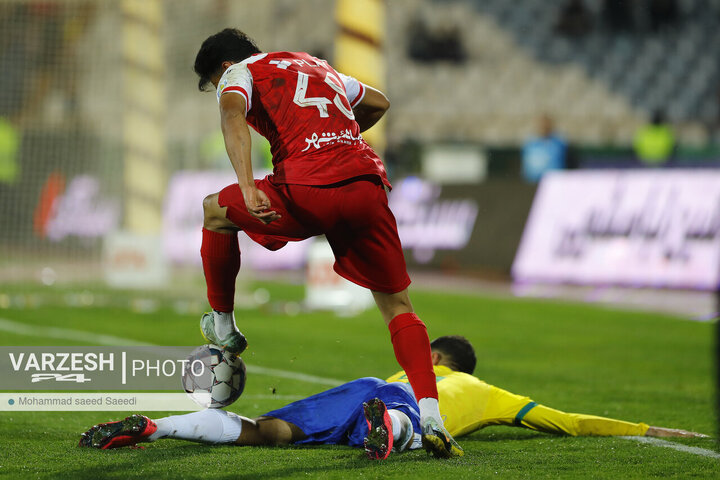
[0,281,717,479]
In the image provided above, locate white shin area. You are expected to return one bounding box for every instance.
[149,409,243,444]
[388,409,414,452]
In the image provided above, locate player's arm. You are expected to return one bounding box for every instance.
[219,93,280,224]
[352,86,389,132]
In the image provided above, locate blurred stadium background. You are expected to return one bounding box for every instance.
[1,0,719,318]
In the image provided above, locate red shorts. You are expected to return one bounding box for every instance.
[218,175,411,294]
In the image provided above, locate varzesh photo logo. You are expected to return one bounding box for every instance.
[1,346,243,393]
[9,351,113,384]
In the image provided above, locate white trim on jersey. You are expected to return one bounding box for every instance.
[215,54,267,115]
[244,53,268,64]
[351,82,366,108]
[337,72,366,108]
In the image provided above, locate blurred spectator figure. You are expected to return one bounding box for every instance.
[0,117,19,184]
[384,138,422,179]
[407,16,466,63]
[0,4,30,119]
[521,115,568,183]
[555,0,594,38]
[435,24,466,63]
[0,115,19,240]
[601,0,635,32]
[715,82,720,128]
[407,17,431,61]
[648,0,678,32]
[633,110,675,165]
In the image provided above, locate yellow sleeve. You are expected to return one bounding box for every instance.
[483,387,649,436]
[474,386,535,428]
[521,404,649,436]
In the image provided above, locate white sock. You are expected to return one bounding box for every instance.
[388,409,413,452]
[418,397,442,425]
[213,310,238,338]
[148,409,243,444]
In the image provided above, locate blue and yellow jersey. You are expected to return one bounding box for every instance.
[387,366,648,438]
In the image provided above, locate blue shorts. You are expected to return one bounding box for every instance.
[262,377,421,447]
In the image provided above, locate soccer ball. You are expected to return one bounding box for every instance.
[182,344,246,408]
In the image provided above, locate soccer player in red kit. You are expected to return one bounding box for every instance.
[193,28,462,458]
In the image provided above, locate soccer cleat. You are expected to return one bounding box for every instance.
[200,312,248,354]
[421,417,464,458]
[78,414,157,450]
[363,398,394,460]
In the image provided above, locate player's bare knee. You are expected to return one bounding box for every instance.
[203,193,235,232]
[202,193,220,218]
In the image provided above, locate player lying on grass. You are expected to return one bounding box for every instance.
[79,336,706,459]
[192,27,457,457]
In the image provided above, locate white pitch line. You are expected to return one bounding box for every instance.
[0,317,152,346]
[247,365,343,387]
[0,317,344,387]
[241,394,304,401]
[620,436,720,459]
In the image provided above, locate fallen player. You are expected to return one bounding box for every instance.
[79,336,707,459]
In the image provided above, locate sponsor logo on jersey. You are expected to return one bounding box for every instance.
[301,129,363,152]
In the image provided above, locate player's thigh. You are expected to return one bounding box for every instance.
[325,178,411,295]
[218,179,314,239]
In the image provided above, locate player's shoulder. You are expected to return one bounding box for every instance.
[224,53,270,75]
[226,51,277,71]
[218,55,262,84]
[253,51,331,70]
[435,366,488,384]
[265,51,324,61]
[217,53,271,93]
[452,371,485,384]
[386,370,408,383]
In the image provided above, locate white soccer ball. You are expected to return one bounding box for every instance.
[182,344,246,408]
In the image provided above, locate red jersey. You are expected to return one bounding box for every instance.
[216,51,389,187]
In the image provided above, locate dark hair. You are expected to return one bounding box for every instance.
[651,109,666,125]
[430,335,476,374]
[194,28,261,91]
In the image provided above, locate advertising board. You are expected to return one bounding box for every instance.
[512,170,720,290]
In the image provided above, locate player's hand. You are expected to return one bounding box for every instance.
[241,185,281,224]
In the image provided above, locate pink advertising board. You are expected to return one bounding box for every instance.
[162,172,478,270]
[512,170,720,291]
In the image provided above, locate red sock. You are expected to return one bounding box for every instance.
[201,228,240,312]
[388,312,438,402]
